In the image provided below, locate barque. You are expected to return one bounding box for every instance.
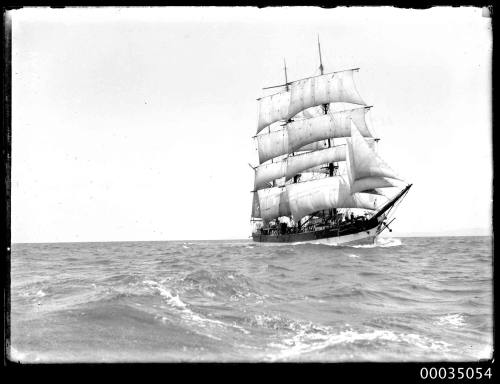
[249,38,412,245]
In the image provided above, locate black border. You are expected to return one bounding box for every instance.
[1,3,496,382]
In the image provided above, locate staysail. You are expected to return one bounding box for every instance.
[346,123,403,194]
[257,70,366,133]
[256,107,372,164]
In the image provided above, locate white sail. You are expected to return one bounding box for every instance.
[297,133,376,153]
[251,192,261,218]
[254,145,346,190]
[278,188,290,217]
[287,108,372,153]
[254,161,287,190]
[295,171,330,183]
[256,107,371,164]
[348,176,401,194]
[360,188,392,197]
[287,175,383,221]
[257,70,366,133]
[256,186,291,220]
[294,105,325,120]
[296,139,330,152]
[346,123,403,194]
[285,146,345,180]
[255,130,288,165]
[301,165,329,174]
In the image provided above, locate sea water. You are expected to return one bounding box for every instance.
[8,236,493,362]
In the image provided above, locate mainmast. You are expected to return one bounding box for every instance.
[318,36,328,115]
[269,59,291,187]
[318,36,337,221]
[317,36,336,179]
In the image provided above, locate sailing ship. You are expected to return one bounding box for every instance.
[250,39,412,245]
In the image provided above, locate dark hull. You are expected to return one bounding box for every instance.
[252,216,383,244]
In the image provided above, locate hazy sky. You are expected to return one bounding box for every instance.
[10,6,492,243]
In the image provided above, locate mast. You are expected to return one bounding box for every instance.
[317,36,336,176]
[283,58,289,92]
[318,36,324,76]
[317,36,328,115]
[284,57,300,186]
[318,36,336,220]
[272,59,290,176]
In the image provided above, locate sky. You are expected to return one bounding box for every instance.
[9,6,492,243]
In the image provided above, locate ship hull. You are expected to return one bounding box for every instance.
[252,217,383,245]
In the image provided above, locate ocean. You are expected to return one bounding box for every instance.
[8,236,493,363]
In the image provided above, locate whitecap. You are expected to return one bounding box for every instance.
[377,238,402,247]
[436,314,465,327]
[158,288,186,308]
[143,280,187,308]
[267,323,451,361]
[203,290,215,298]
[144,280,251,336]
[350,237,402,249]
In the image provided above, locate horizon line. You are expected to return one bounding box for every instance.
[10,233,493,245]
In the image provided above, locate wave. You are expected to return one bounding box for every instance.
[267,264,293,272]
[10,238,492,362]
[265,318,451,361]
[240,311,454,361]
[350,237,402,248]
[267,328,451,361]
[435,314,466,327]
[19,288,48,299]
[281,237,402,249]
[142,280,187,309]
[141,279,251,337]
[219,242,255,246]
[180,269,262,302]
